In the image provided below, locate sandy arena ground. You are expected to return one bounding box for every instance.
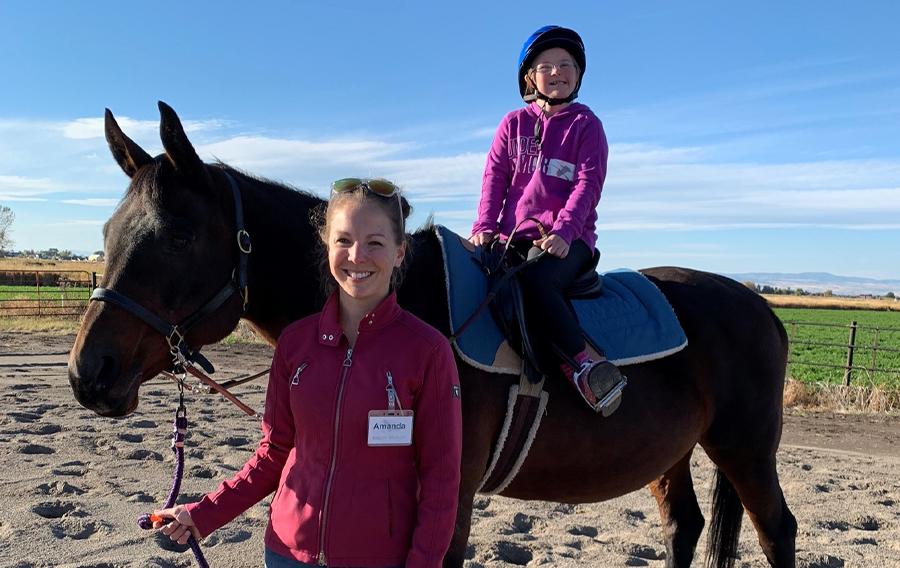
[2,331,900,568]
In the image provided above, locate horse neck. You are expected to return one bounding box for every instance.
[227,170,325,344]
[396,228,453,337]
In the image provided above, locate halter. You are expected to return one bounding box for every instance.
[90,171,251,375]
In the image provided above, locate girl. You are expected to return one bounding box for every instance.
[155,179,463,567]
[470,26,624,414]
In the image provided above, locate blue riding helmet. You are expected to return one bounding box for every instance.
[517,25,586,104]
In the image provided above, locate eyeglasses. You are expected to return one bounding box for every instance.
[533,61,576,75]
[329,177,405,233]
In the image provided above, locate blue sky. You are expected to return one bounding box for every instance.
[1,1,899,279]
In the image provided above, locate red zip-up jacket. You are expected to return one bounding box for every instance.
[186,291,463,567]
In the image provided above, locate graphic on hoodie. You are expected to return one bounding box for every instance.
[510,135,540,175]
[543,158,575,181]
[508,135,576,181]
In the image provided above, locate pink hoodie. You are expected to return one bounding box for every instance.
[472,102,608,250]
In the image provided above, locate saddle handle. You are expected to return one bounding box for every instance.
[451,218,550,344]
[493,217,549,269]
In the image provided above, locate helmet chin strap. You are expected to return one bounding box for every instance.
[525,89,579,106]
[525,77,582,153]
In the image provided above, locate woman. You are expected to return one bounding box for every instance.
[154,178,463,568]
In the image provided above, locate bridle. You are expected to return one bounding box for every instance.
[90,171,252,378]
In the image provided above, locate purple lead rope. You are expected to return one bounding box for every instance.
[137,403,210,568]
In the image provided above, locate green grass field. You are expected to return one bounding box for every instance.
[0,284,92,301]
[774,308,900,389]
[0,284,92,317]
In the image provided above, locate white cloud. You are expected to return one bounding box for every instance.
[377,153,485,198]
[61,198,121,207]
[604,144,900,228]
[0,196,47,202]
[3,113,900,254]
[0,175,67,199]
[197,136,409,170]
[61,117,227,140]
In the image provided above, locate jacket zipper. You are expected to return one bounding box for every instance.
[291,362,307,386]
[318,347,353,566]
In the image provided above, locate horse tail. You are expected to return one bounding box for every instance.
[705,468,743,568]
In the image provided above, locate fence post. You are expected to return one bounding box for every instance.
[92,272,98,289]
[843,320,857,386]
[35,271,41,317]
[869,329,879,388]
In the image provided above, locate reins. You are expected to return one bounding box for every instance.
[449,217,548,343]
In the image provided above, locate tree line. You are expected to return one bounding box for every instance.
[742,281,896,299]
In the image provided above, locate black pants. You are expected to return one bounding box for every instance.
[508,238,593,366]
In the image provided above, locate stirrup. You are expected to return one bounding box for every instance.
[574,360,627,417]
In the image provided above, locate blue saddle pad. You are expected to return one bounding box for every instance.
[435,225,687,373]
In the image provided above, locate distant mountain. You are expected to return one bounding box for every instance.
[723,272,900,297]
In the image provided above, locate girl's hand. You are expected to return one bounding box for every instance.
[469,232,494,247]
[152,505,200,545]
[534,234,569,258]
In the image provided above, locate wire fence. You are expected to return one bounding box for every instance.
[0,270,100,318]
[784,320,900,389]
[5,272,900,388]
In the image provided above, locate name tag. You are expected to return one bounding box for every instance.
[368,410,414,446]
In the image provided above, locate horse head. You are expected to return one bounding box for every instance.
[68,102,247,416]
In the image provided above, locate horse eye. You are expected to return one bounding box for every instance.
[171,236,189,249]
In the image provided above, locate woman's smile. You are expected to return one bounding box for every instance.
[346,270,373,280]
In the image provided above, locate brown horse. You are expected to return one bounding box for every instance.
[68,102,796,568]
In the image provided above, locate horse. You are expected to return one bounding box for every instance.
[68,102,797,568]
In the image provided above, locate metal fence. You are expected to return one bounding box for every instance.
[0,270,100,318]
[784,320,900,387]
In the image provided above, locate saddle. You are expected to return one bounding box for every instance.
[480,238,603,384]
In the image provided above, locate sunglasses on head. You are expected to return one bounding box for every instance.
[329,177,405,232]
[330,177,399,197]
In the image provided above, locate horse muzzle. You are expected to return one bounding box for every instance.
[68,350,142,417]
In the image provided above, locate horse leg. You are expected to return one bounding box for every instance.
[648,449,705,568]
[705,451,797,568]
[443,478,478,568]
[443,367,512,568]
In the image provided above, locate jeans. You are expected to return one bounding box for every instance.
[264,546,404,568]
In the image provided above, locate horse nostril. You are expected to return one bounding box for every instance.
[94,355,118,395]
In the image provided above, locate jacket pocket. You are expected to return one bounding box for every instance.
[387,478,393,538]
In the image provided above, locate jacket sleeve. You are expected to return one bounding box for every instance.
[550,116,608,245]
[185,340,296,538]
[472,115,512,237]
[406,340,463,568]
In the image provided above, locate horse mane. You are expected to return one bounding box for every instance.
[210,161,323,203]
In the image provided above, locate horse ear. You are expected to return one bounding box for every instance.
[158,101,206,181]
[105,109,153,178]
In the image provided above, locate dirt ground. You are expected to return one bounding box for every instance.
[3,331,899,567]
